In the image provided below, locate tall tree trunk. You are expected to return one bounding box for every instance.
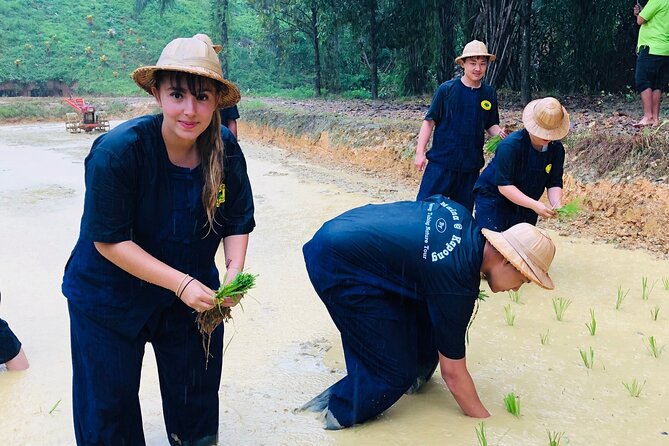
[214,0,230,77]
[310,5,322,96]
[437,0,456,82]
[369,0,379,99]
[474,0,520,88]
[520,0,531,103]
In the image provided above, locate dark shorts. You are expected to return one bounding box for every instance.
[635,46,669,92]
[0,318,22,364]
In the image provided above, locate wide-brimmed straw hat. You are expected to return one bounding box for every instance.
[482,223,556,290]
[131,34,240,108]
[522,97,570,141]
[454,40,496,64]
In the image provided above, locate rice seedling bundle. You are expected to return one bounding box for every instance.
[622,379,645,397]
[196,272,257,361]
[484,135,502,153]
[555,199,582,220]
[475,422,488,446]
[503,392,521,417]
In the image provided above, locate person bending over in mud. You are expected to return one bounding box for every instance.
[298,195,556,428]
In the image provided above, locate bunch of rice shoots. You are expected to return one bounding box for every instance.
[196,272,257,363]
[484,134,502,153]
[556,199,582,220]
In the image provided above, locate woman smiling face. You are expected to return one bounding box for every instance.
[152,71,220,149]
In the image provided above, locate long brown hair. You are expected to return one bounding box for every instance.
[154,70,225,231]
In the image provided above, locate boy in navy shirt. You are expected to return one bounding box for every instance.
[299,196,556,428]
[415,40,506,211]
[474,97,569,231]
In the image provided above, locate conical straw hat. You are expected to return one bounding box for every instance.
[522,97,570,141]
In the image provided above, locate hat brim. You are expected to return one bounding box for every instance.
[454,53,497,64]
[482,228,555,290]
[131,65,241,109]
[522,99,570,141]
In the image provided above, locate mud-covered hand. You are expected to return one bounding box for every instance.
[532,201,557,218]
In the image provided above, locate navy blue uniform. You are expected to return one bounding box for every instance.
[0,318,21,365]
[302,196,483,427]
[219,105,240,127]
[417,79,500,211]
[474,129,564,231]
[62,114,255,445]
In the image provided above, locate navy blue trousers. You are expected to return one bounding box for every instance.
[303,248,438,427]
[417,163,478,212]
[474,190,538,231]
[68,300,223,446]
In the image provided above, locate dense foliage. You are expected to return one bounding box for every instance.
[0,0,643,98]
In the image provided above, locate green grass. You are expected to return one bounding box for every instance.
[641,277,655,300]
[555,199,582,221]
[507,289,521,303]
[662,276,669,290]
[552,297,572,321]
[615,285,629,310]
[585,309,597,336]
[547,431,565,446]
[647,336,664,358]
[540,329,550,345]
[650,305,660,321]
[475,421,488,446]
[622,379,645,397]
[503,304,516,326]
[503,392,521,417]
[579,346,594,369]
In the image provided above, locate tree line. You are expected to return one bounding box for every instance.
[207,0,641,100]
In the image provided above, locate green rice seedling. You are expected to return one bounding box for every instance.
[508,289,520,303]
[585,309,597,336]
[503,392,521,417]
[197,272,257,365]
[622,379,646,397]
[647,336,665,358]
[547,431,565,446]
[555,199,582,221]
[484,134,502,153]
[662,277,669,290]
[540,329,550,345]
[504,304,516,326]
[475,421,488,446]
[48,399,62,415]
[641,276,655,300]
[615,286,629,310]
[579,346,594,369]
[552,297,572,321]
[650,305,660,321]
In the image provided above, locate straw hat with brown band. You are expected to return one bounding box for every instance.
[131,34,240,109]
[454,40,496,64]
[481,223,556,290]
[522,97,570,141]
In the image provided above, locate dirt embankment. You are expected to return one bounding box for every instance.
[238,97,669,257]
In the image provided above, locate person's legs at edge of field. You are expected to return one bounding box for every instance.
[304,288,419,428]
[153,299,224,446]
[634,47,664,127]
[68,302,146,445]
[416,165,478,213]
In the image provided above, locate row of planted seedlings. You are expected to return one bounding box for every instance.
[474,275,669,446]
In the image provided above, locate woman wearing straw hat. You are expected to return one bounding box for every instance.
[473,97,569,231]
[298,195,556,429]
[415,40,507,212]
[62,34,255,445]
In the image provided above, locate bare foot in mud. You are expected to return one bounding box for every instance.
[633,117,657,128]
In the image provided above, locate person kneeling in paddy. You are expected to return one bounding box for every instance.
[298,194,556,429]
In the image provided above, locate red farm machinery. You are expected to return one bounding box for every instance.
[64,97,110,133]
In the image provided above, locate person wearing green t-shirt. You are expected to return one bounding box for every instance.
[633,0,669,127]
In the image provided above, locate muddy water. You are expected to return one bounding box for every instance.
[0,122,667,445]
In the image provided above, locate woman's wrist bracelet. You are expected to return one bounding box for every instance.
[175,274,191,297]
[178,277,196,299]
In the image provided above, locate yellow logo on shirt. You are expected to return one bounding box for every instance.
[546,164,552,174]
[481,100,492,110]
[216,183,226,207]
